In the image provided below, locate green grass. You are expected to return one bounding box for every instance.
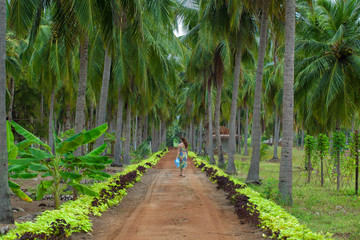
[231,146,360,240]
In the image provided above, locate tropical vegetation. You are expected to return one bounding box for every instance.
[0,0,359,239]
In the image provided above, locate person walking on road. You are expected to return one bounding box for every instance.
[176,137,188,176]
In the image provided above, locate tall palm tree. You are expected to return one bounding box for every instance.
[279,0,296,205]
[213,47,226,166]
[227,8,257,174]
[0,0,14,224]
[247,1,270,183]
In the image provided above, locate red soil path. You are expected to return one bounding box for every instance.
[73,150,264,240]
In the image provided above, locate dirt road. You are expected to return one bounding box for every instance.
[73,150,264,240]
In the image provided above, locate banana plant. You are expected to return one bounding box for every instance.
[7,121,37,202]
[7,121,112,209]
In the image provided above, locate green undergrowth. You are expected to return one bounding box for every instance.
[1,149,168,240]
[233,146,360,240]
[190,151,332,240]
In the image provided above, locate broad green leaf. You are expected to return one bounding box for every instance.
[36,180,53,200]
[83,169,111,180]
[18,152,35,158]
[8,165,27,173]
[29,148,54,160]
[77,163,106,170]
[16,140,33,151]
[82,123,108,144]
[6,121,15,150]
[41,173,52,178]
[59,171,82,181]
[7,121,19,159]
[10,121,51,151]
[8,146,19,160]
[61,157,82,164]
[29,148,55,160]
[29,163,49,172]
[57,133,84,154]
[87,143,107,156]
[6,121,16,152]
[11,188,33,202]
[69,182,98,197]
[10,173,38,179]
[77,155,112,164]
[9,158,42,165]
[8,180,20,189]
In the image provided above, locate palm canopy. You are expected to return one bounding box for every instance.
[295,0,360,132]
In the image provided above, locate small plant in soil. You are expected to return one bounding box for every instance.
[8,121,112,209]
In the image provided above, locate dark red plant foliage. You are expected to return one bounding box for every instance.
[197,163,260,225]
[91,170,139,207]
[17,219,71,240]
[137,165,147,174]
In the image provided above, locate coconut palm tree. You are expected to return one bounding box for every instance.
[227,8,257,174]
[0,0,14,224]
[279,0,296,205]
[247,0,271,183]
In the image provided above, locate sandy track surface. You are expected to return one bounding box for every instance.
[72,150,264,240]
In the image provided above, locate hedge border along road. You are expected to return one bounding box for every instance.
[1,149,168,240]
[189,152,334,240]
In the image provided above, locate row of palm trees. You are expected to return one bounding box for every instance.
[3,0,357,225]
[0,0,185,223]
[176,0,295,203]
[176,0,360,204]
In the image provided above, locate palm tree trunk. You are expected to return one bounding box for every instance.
[186,125,190,142]
[133,115,137,150]
[279,0,295,205]
[198,120,203,154]
[192,121,196,151]
[143,114,148,141]
[300,124,305,150]
[113,88,124,166]
[196,125,199,153]
[137,116,143,148]
[123,103,131,166]
[89,102,94,130]
[247,4,269,183]
[162,122,166,146]
[74,37,88,154]
[215,78,225,167]
[190,122,194,150]
[49,89,55,154]
[65,104,71,131]
[40,93,44,124]
[95,48,111,148]
[157,123,161,149]
[273,114,280,160]
[7,77,14,121]
[207,73,215,164]
[151,121,156,152]
[227,46,242,174]
[191,121,195,151]
[244,106,249,156]
[0,0,14,222]
[237,107,241,154]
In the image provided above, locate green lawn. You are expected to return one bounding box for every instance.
[231,146,360,240]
